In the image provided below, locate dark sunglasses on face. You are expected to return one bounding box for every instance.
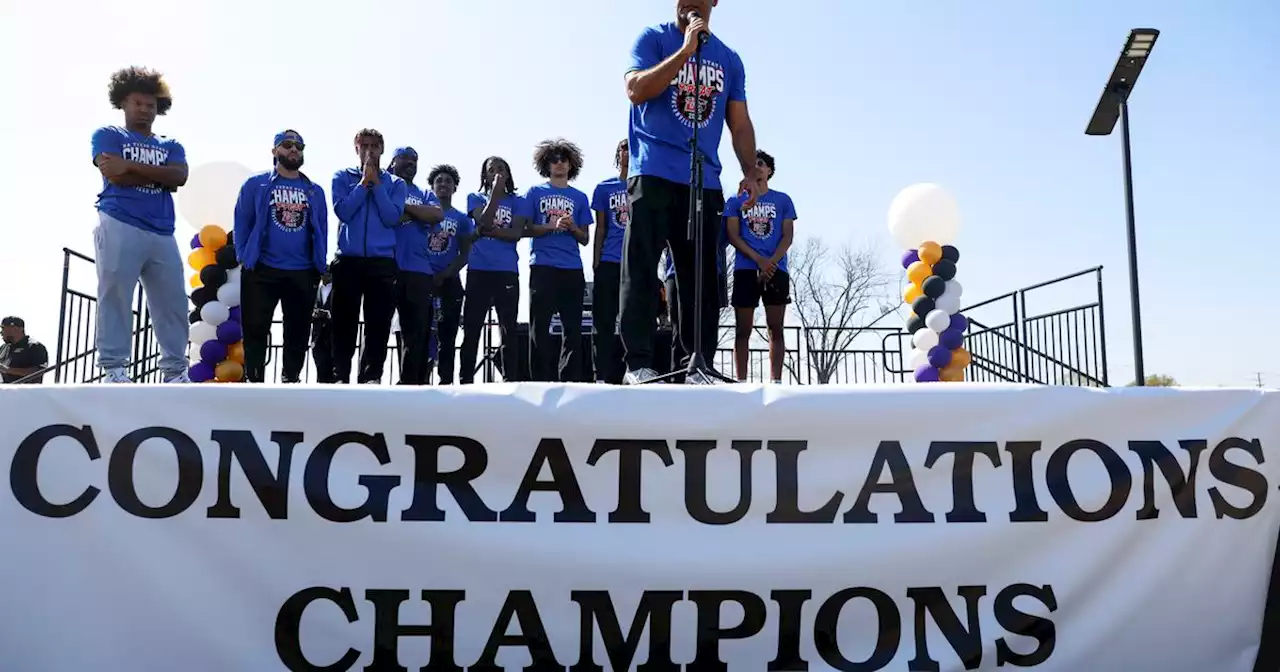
[549,153,569,164]
[280,140,304,151]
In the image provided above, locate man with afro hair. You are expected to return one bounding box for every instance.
[91,66,192,383]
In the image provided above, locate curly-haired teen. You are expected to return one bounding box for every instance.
[514,138,592,382]
[588,139,631,383]
[330,128,407,383]
[420,164,473,385]
[91,66,191,384]
[459,157,524,383]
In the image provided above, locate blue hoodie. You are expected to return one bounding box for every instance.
[331,168,407,258]
[233,169,329,272]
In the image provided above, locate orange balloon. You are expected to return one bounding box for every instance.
[188,247,216,271]
[226,342,244,365]
[950,347,972,369]
[199,225,228,251]
[906,260,932,287]
[189,273,202,289]
[215,360,244,382]
[918,241,943,266]
[940,367,965,382]
[904,283,923,304]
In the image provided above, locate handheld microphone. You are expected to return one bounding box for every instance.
[686,10,710,46]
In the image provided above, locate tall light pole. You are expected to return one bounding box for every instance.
[1086,28,1159,386]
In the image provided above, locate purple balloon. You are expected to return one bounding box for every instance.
[940,328,964,351]
[200,339,228,364]
[901,249,919,269]
[189,361,215,383]
[914,366,940,383]
[928,345,953,369]
[949,313,968,332]
[191,233,203,249]
[216,320,243,344]
[228,306,241,324]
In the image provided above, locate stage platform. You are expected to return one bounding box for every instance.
[3,383,1280,670]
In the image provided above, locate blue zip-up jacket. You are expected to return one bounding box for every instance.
[332,168,407,259]
[233,169,329,272]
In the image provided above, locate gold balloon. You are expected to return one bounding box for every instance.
[950,347,972,369]
[940,368,965,382]
[226,342,244,365]
[188,247,215,271]
[904,283,923,304]
[189,273,202,289]
[906,260,932,287]
[199,225,228,251]
[918,241,943,266]
[214,360,244,383]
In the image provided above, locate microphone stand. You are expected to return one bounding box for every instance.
[645,35,734,385]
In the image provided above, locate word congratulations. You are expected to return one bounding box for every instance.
[8,425,1268,524]
[275,583,1057,671]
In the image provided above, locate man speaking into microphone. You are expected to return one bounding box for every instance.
[618,0,766,385]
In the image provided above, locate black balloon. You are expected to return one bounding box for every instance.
[932,259,957,281]
[200,264,228,290]
[941,245,960,263]
[191,286,216,308]
[215,245,238,269]
[911,295,936,317]
[907,314,925,334]
[225,230,235,248]
[922,275,947,299]
[188,309,201,325]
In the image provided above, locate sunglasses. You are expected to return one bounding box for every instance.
[279,140,305,151]
[549,153,570,164]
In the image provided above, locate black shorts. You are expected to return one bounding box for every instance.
[732,269,791,308]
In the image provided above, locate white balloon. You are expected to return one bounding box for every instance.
[909,348,930,370]
[189,321,217,346]
[177,162,253,232]
[217,282,242,308]
[887,183,962,249]
[201,300,230,327]
[912,328,939,351]
[945,280,963,299]
[926,309,951,333]
[936,293,962,315]
[226,266,242,285]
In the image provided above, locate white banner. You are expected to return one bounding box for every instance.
[2,384,1278,671]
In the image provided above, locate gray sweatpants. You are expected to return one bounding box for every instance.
[93,211,190,377]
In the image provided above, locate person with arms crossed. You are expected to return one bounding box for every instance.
[421,164,474,385]
[232,130,329,383]
[725,150,794,383]
[589,139,631,384]
[516,139,592,383]
[460,157,523,383]
[330,129,408,384]
[389,149,445,386]
[0,317,49,384]
[91,66,192,383]
[618,0,766,385]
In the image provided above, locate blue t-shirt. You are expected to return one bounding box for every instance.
[466,192,522,273]
[728,190,796,272]
[626,23,747,191]
[393,184,442,275]
[518,183,592,270]
[259,177,313,271]
[427,205,476,275]
[591,177,630,265]
[91,126,187,235]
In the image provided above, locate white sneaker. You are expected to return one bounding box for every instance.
[623,367,661,385]
[164,371,191,384]
[103,368,131,383]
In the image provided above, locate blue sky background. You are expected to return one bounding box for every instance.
[0,0,1276,387]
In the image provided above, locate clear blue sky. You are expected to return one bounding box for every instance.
[0,0,1276,387]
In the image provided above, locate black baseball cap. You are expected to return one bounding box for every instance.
[1,316,24,328]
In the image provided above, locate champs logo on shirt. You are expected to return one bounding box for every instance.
[742,202,777,239]
[494,204,514,229]
[121,142,168,194]
[669,58,727,129]
[270,186,310,232]
[608,191,630,229]
[539,195,576,233]
[428,218,459,254]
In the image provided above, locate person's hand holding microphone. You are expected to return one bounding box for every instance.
[681,10,710,56]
